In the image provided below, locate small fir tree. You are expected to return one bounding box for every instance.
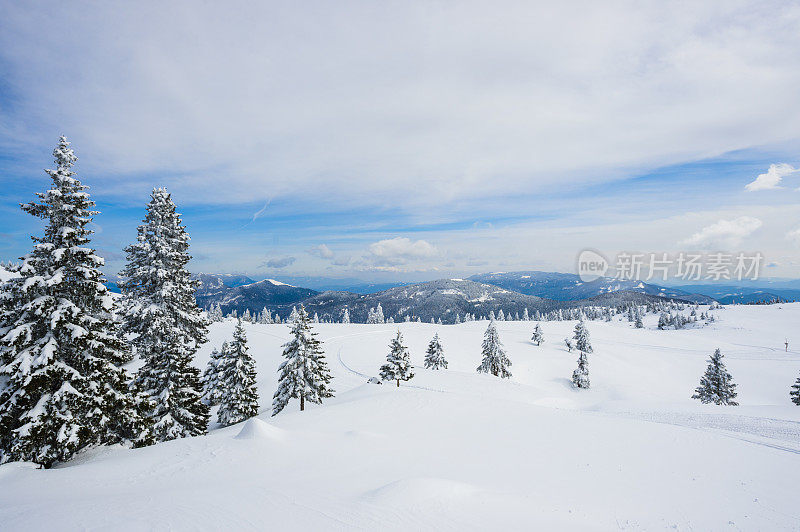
[272,305,334,415]
[202,344,226,406]
[692,348,738,405]
[423,333,447,370]
[572,351,590,389]
[216,320,259,426]
[573,319,593,353]
[380,330,415,386]
[531,323,545,346]
[791,373,800,406]
[477,321,512,378]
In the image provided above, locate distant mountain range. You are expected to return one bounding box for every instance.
[468,271,714,304]
[297,279,679,324]
[4,264,794,322]
[196,277,317,313]
[190,272,713,323]
[670,285,800,305]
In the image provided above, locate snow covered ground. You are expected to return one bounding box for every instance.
[2,304,800,530]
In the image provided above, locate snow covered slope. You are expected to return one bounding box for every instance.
[2,304,799,530]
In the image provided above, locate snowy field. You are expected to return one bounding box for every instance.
[2,304,800,530]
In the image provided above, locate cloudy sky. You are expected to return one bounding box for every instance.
[1,1,800,282]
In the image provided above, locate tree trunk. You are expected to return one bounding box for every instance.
[396,379,400,387]
[300,394,305,411]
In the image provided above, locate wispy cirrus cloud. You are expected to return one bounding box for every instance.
[251,200,270,222]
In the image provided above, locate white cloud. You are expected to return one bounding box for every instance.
[745,163,799,191]
[366,237,438,266]
[681,216,763,249]
[2,3,800,214]
[787,227,800,245]
[307,244,335,259]
[260,256,296,269]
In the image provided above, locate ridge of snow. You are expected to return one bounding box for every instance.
[265,279,294,287]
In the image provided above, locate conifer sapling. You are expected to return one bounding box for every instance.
[380,330,415,386]
[477,320,512,379]
[692,348,738,405]
[423,333,447,370]
[531,323,544,346]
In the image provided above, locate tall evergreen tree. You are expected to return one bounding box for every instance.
[531,323,545,346]
[380,330,414,386]
[217,320,259,426]
[573,319,593,353]
[572,351,590,389]
[120,188,210,441]
[477,321,512,378]
[423,333,447,370]
[692,348,738,405]
[272,305,334,415]
[0,136,144,467]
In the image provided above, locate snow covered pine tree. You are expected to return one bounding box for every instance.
[634,309,644,329]
[531,323,544,346]
[477,320,512,378]
[791,372,800,406]
[0,136,144,467]
[572,351,590,389]
[273,305,334,415]
[216,320,259,426]
[571,318,592,388]
[573,318,593,353]
[202,343,227,406]
[423,333,447,370]
[380,330,415,386]
[120,188,210,441]
[692,348,738,405]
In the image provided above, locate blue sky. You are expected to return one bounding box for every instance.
[2,2,800,283]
